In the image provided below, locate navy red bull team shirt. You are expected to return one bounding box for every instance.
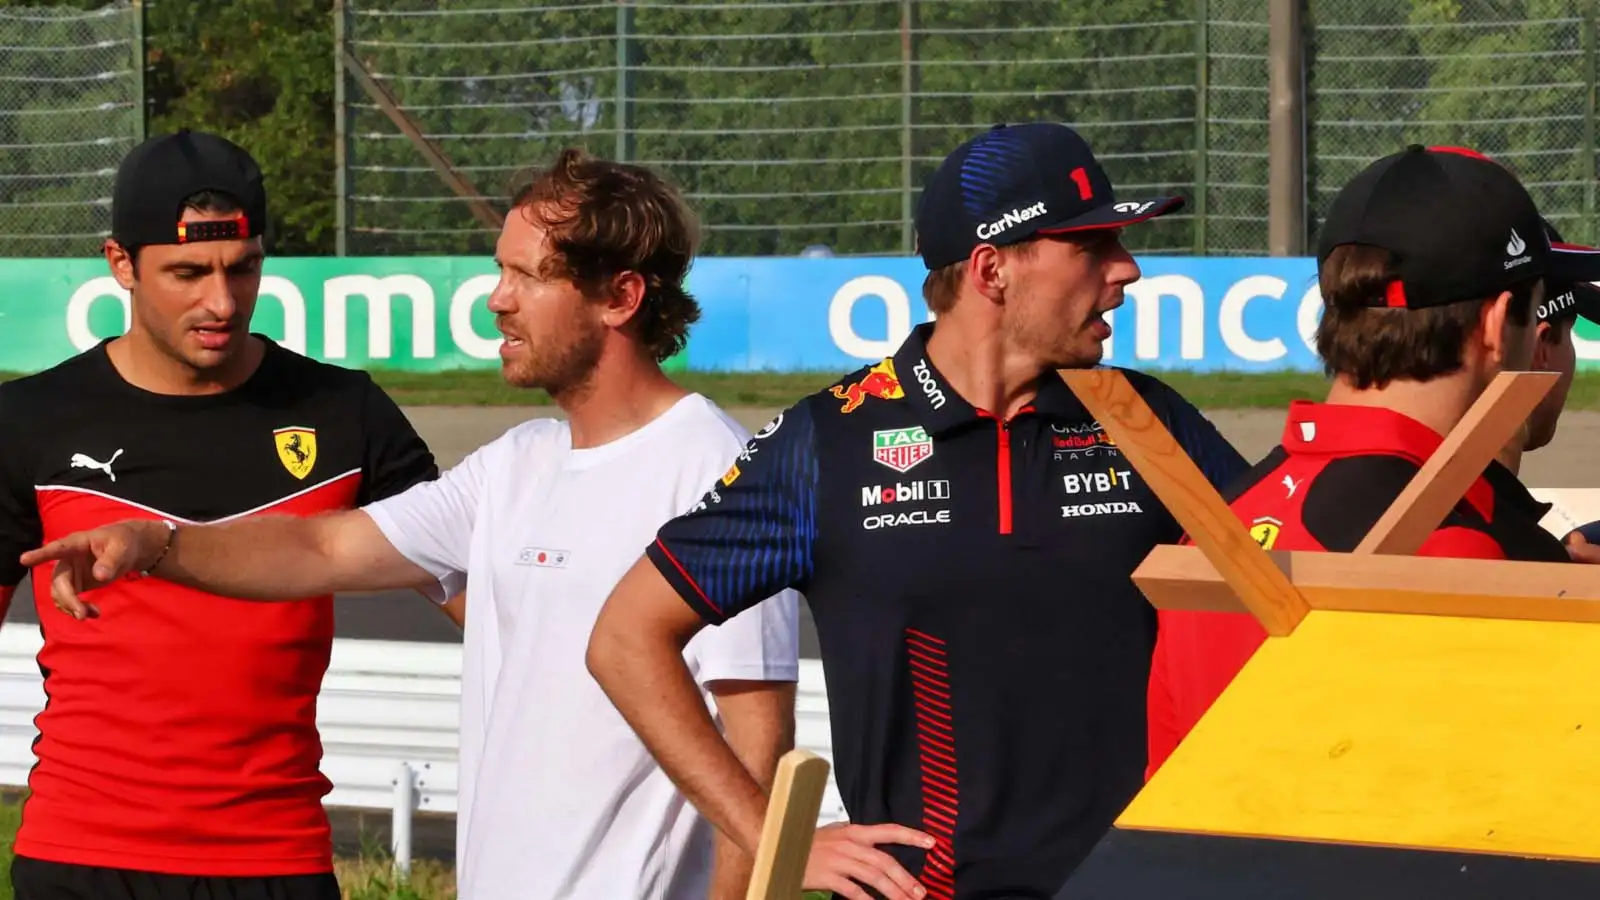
[647,322,1249,899]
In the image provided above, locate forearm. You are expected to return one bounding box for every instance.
[155,513,392,599]
[709,681,798,898]
[588,626,771,855]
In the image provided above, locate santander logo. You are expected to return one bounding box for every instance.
[1504,228,1531,270]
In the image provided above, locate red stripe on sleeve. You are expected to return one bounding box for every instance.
[652,537,723,615]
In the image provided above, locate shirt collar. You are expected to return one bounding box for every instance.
[892,322,1085,435]
[1280,400,1498,520]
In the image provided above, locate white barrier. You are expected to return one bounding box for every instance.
[0,630,843,872]
[0,488,1590,869]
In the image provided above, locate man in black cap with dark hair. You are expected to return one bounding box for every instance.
[0,130,444,899]
[584,121,1250,900]
[1503,219,1600,556]
[1517,218,1600,460]
[1144,147,1600,785]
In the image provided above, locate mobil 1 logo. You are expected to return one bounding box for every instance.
[861,479,951,507]
[860,478,953,530]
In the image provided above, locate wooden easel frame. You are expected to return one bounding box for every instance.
[1057,368,1600,635]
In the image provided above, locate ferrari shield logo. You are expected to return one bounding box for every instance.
[273,426,317,480]
[1249,516,1282,550]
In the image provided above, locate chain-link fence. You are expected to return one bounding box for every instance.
[4,2,1598,259]
[1307,1,1594,247]
[0,2,143,258]
[341,0,1217,258]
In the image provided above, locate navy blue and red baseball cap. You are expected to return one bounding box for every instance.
[1316,144,1600,309]
[913,122,1185,270]
[1537,217,1600,325]
[111,128,268,249]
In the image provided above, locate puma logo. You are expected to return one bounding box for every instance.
[70,449,124,482]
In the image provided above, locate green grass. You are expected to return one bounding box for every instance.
[0,793,455,900]
[364,368,849,408]
[363,368,1345,410]
[0,795,819,899]
[368,367,1600,411]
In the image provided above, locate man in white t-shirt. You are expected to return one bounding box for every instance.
[23,148,801,900]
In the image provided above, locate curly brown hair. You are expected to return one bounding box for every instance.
[509,148,701,363]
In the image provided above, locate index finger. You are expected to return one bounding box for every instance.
[850,823,937,849]
[20,537,78,568]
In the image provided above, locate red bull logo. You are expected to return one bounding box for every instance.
[1051,422,1118,458]
[830,358,905,413]
[1052,432,1115,451]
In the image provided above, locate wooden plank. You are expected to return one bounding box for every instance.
[1355,371,1557,556]
[1119,609,1600,861]
[340,48,505,232]
[746,749,831,900]
[1132,544,1600,623]
[1060,368,1310,636]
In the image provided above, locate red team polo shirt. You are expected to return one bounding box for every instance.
[0,339,438,875]
[1146,399,1572,778]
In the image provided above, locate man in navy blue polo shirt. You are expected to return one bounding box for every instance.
[586,123,1250,900]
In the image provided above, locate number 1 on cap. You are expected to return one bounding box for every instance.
[1070,167,1093,201]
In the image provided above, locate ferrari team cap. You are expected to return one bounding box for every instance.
[1316,144,1600,308]
[913,122,1185,270]
[111,128,268,248]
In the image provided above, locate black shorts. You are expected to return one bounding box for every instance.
[11,855,340,900]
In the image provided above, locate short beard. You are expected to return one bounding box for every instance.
[502,313,606,399]
[1003,304,1103,371]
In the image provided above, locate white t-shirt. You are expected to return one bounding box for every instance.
[363,393,801,900]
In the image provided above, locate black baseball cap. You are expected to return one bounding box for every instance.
[110,128,268,249]
[913,122,1185,270]
[1537,217,1600,324]
[1316,144,1600,309]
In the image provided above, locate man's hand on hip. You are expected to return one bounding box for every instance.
[804,822,935,900]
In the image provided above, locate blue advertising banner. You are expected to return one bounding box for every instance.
[683,256,1333,373]
[5,255,1598,374]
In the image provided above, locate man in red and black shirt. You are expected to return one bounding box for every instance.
[1145,145,1600,778]
[0,131,443,900]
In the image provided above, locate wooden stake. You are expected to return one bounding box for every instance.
[1132,543,1600,621]
[1355,370,1556,555]
[746,749,831,900]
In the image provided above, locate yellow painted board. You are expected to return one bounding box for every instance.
[1121,610,1600,861]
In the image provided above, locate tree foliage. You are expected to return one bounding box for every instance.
[2,0,1598,257]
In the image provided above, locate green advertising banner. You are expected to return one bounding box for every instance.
[0,256,674,373]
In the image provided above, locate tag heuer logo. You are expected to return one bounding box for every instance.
[873,426,933,473]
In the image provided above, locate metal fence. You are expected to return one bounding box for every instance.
[0,2,143,258]
[1,1,1597,259]
[338,0,1600,258]
[1306,3,1595,246]
[340,0,1222,257]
